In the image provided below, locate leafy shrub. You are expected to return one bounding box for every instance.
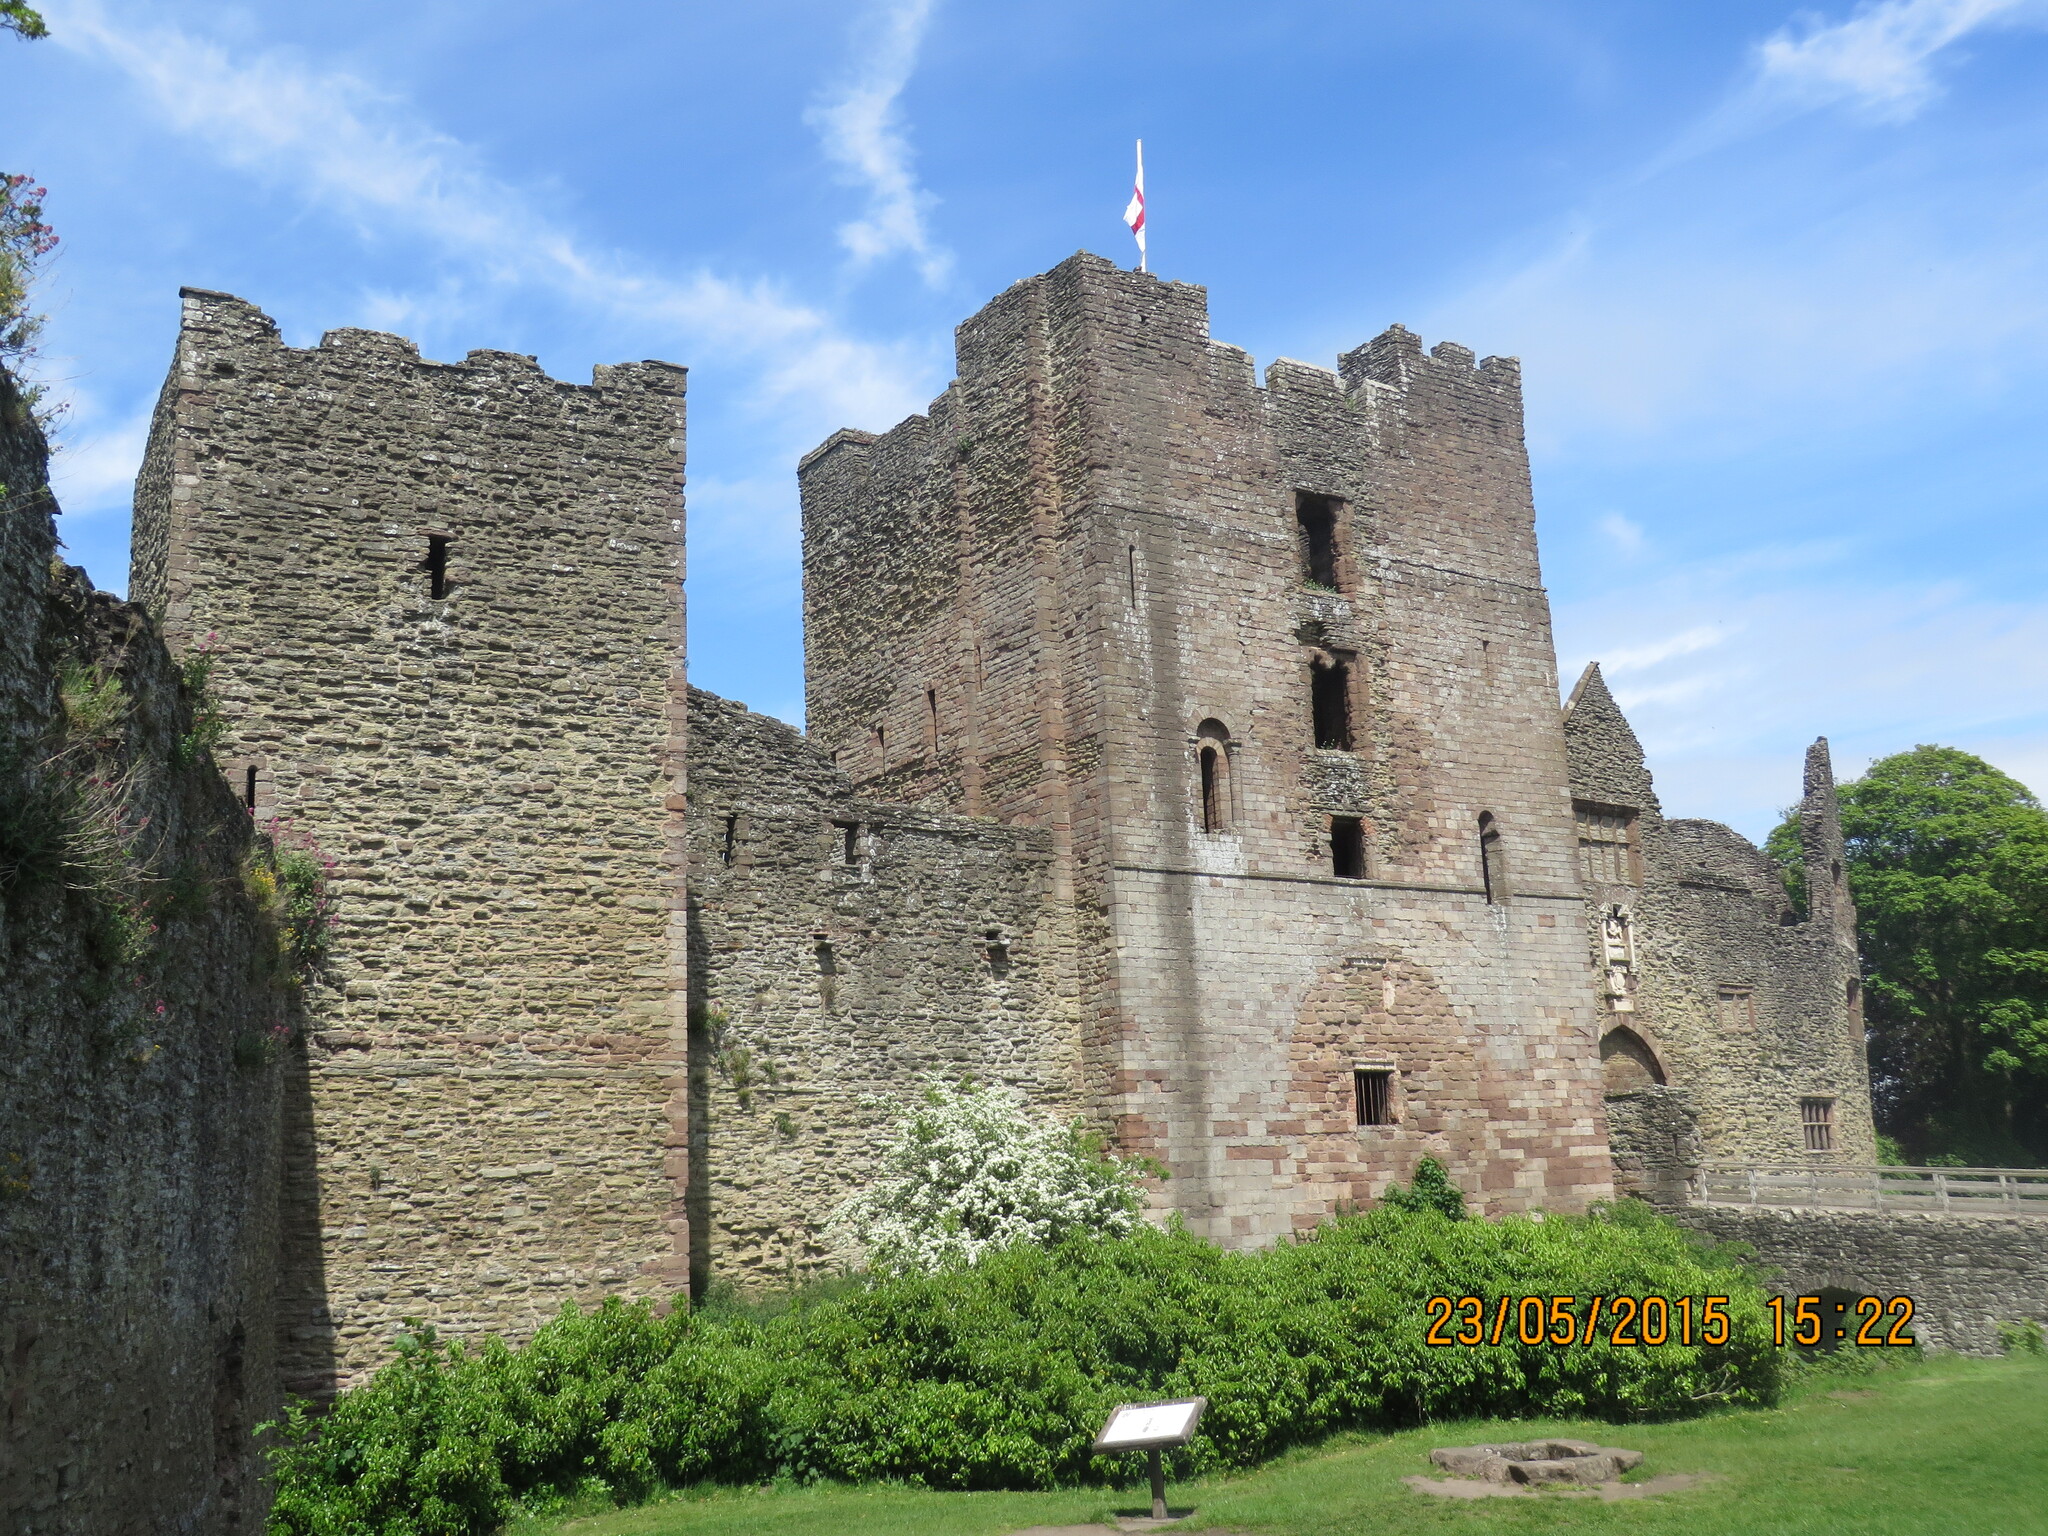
[267,1204,1779,1535]
[828,1081,1156,1272]
[1379,1155,1467,1219]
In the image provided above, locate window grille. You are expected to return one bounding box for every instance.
[1354,1068,1394,1127]
[1801,1097,1835,1152]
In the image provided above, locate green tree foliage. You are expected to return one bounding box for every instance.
[1768,745,2048,1165]
[1,3,46,40]
[266,1206,1779,1535]
[0,173,58,434]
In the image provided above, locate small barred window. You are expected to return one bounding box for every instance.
[1801,1097,1835,1152]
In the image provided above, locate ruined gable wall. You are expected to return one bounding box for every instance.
[1562,666,1875,1169]
[802,254,1612,1241]
[1,374,290,1535]
[129,291,689,1389]
[684,687,1080,1290]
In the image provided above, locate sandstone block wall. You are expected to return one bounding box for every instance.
[1,373,292,1535]
[129,292,689,1389]
[802,253,1613,1239]
[1677,1206,2048,1355]
[684,687,1081,1289]
[1563,665,1875,1164]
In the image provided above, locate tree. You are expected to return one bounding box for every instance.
[2,3,47,41]
[0,173,57,438]
[828,1080,1158,1272]
[1768,746,2048,1165]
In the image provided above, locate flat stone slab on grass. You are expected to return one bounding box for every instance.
[1430,1438,1645,1485]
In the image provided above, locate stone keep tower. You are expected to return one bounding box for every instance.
[802,253,1614,1240]
[130,289,689,1391]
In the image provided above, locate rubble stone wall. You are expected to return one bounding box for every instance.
[683,687,1081,1289]
[1677,1205,2048,1355]
[1562,666,1875,1165]
[129,291,690,1390]
[1,373,291,1535]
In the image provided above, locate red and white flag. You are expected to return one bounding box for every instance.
[1123,139,1146,272]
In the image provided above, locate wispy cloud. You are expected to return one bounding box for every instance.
[1753,0,2039,120]
[47,0,934,432]
[805,0,951,285]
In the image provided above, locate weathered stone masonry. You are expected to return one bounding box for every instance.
[2,374,291,1535]
[683,687,1082,1291]
[130,290,691,1390]
[802,253,1619,1240]
[1563,663,1875,1171]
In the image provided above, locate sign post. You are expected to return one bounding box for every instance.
[1092,1397,1207,1520]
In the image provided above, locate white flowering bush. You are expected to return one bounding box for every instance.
[829,1080,1154,1272]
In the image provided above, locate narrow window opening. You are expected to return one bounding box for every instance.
[1127,545,1138,606]
[1479,813,1506,903]
[872,724,886,756]
[1847,977,1865,1037]
[1480,638,1496,687]
[1331,816,1366,880]
[243,765,258,811]
[813,932,838,1011]
[834,821,860,866]
[1199,747,1223,832]
[926,688,939,749]
[985,928,1010,979]
[420,535,452,599]
[1801,1097,1835,1152]
[1353,1068,1394,1127]
[1310,652,1354,750]
[722,814,739,866]
[1296,493,1342,590]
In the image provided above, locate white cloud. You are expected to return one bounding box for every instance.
[1595,623,1728,675]
[1754,0,2038,120]
[46,0,935,434]
[1557,569,2048,836]
[804,0,951,285]
[1597,511,1646,553]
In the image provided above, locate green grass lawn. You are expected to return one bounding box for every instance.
[517,1353,2048,1536]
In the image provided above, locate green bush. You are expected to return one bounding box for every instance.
[266,1205,1779,1535]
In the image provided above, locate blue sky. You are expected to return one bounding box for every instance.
[8,0,2048,841]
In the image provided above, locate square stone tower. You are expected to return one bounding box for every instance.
[130,290,689,1390]
[801,253,1613,1239]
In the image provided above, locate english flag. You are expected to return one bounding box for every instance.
[1123,140,1146,272]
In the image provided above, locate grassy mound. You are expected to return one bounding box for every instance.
[266,1205,1777,1536]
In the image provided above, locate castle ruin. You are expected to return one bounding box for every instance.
[121,253,1872,1391]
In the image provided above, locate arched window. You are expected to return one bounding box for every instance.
[1478,812,1507,903]
[1196,719,1231,833]
[1600,1027,1666,1096]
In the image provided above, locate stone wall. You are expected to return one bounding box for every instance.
[1562,665,1875,1164]
[1,372,293,1533]
[801,253,1614,1240]
[1677,1206,2048,1355]
[129,291,690,1389]
[684,687,1081,1290]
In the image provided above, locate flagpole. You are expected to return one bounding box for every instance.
[1135,140,1147,273]
[1123,139,1147,274]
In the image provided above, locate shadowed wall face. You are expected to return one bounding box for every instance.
[801,254,1615,1240]
[130,291,690,1387]
[2,373,292,1535]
